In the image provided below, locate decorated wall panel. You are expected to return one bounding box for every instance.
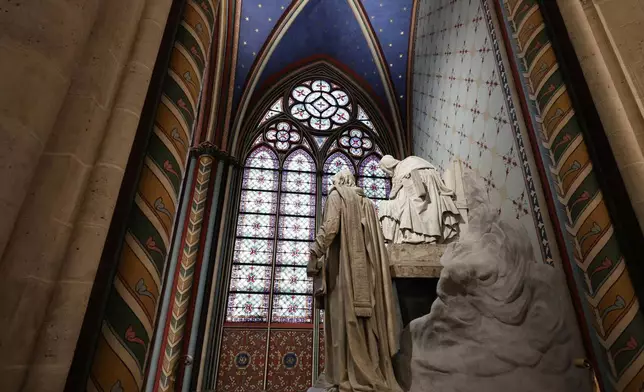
[266,329,314,392]
[411,0,552,265]
[411,0,644,390]
[87,1,218,390]
[495,1,644,390]
[216,328,268,392]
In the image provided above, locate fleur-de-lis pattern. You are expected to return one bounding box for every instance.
[411,0,553,264]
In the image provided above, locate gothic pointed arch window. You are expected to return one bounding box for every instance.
[217,77,392,391]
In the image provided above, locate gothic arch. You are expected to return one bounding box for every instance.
[196,62,396,391]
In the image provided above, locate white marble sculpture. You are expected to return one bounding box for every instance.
[407,170,592,392]
[378,155,461,244]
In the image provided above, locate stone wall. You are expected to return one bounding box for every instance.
[0,0,173,390]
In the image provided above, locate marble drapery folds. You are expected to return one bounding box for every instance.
[378,155,461,244]
[409,171,591,392]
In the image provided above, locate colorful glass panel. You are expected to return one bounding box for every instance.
[314,135,328,149]
[323,152,355,195]
[233,238,273,265]
[246,146,279,169]
[356,154,390,215]
[273,266,312,294]
[226,293,270,322]
[289,79,352,132]
[265,122,301,152]
[323,152,355,175]
[220,76,397,391]
[271,295,313,323]
[282,171,316,193]
[359,155,387,178]
[357,105,376,132]
[276,241,310,266]
[242,168,279,191]
[358,177,390,199]
[240,190,278,214]
[278,216,315,240]
[270,98,283,112]
[229,265,273,292]
[338,129,373,158]
[237,214,276,238]
[280,193,316,217]
[283,149,315,172]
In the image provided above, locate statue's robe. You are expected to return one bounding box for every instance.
[379,157,460,243]
[309,186,402,392]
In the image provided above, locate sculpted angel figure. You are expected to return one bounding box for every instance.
[307,169,402,392]
[378,155,461,244]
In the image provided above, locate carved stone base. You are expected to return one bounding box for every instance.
[387,243,448,278]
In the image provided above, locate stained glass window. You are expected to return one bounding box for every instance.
[358,154,391,213]
[220,76,392,391]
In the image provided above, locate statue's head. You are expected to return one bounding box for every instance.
[379,155,399,176]
[331,169,356,187]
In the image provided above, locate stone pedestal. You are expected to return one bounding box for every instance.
[388,243,447,278]
[387,243,447,391]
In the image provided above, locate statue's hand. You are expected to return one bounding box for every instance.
[307,250,321,277]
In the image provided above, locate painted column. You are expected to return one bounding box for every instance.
[494,1,644,391]
[87,1,217,391]
[157,150,214,392]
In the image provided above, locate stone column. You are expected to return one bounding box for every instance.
[0,0,102,259]
[0,0,161,386]
[556,0,644,233]
[12,1,175,390]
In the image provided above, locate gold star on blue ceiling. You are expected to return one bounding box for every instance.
[360,0,414,120]
[234,0,292,105]
[233,0,414,124]
[256,0,386,108]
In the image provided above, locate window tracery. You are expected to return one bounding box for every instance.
[290,80,352,130]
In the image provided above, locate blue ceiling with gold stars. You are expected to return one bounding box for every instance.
[233,0,414,125]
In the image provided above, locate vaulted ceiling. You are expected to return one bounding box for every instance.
[231,0,415,136]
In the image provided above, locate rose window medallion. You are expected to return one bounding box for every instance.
[290,80,352,131]
[339,129,373,157]
[265,122,301,151]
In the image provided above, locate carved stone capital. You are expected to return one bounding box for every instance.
[190,141,241,166]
